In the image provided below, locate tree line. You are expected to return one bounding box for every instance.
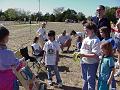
[0,7,119,23]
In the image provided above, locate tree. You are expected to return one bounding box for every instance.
[105,7,118,24]
[4,8,18,21]
[0,10,6,21]
[77,12,86,21]
[49,14,55,22]
[0,15,6,21]
[53,7,64,15]
[16,9,31,21]
[43,13,50,21]
[62,9,78,22]
[35,12,43,21]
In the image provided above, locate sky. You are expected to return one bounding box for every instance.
[0,0,120,17]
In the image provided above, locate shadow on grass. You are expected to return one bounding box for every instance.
[62,50,74,54]
[37,71,48,81]
[57,85,82,90]
[60,54,73,59]
[62,85,82,90]
[47,85,82,90]
[58,66,70,72]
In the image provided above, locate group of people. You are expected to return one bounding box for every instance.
[78,5,120,90]
[34,5,120,90]
[0,4,120,90]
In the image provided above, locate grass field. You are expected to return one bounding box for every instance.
[4,22,120,90]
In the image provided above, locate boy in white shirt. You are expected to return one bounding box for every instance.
[43,30,62,87]
[57,30,71,52]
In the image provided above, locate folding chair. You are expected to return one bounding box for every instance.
[20,47,38,68]
[31,46,46,73]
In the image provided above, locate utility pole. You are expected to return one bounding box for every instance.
[39,0,40,27]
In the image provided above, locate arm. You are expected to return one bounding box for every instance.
[42,51,45,65]
[79,53,98,58]
[42,43,46,65]
[107,68,115,85]
[56,51,60,65]
[107,57,115,85]
[79,40,100,59]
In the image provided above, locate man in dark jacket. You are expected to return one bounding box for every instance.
[92,5,111,40]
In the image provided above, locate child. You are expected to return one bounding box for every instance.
[79,22,101,90]
[43,30,62,87]
[70,30,84,51]
[99,26,116,89]
[76,36,83,52]
[99,26,116,51]
[31,36,44,56]
[0,26,20,90]
[98,42,115,90]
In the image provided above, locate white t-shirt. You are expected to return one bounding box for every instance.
[37,28,47,40]
[31,43,42,55]
[76,32,84,37]
[43,40,60,65]
[57,34,71,44]
[80,36,100,64]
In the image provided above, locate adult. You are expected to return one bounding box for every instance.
[57,30,72,52]
[92,5,111,41]
[36,22,48,41]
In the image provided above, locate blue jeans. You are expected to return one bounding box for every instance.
[47,65,62,83]
[111,78,116,90]
[81,63,98,90]
[13,80,19,90]
[98,79,109,90]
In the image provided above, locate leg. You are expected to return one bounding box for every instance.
[53,65,62,83]
[111,77,116,90]
[63,39,72,51]
[98,79,109,90]
[13,80,19,90]
[60,44,64,52]
[65,39,72,51]
[47,65,52,81]
[81,63,88,90]
[87,63,98,90]
[117,50,120,66]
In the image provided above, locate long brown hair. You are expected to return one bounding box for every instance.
[33,37,39,43]
[101,42,113,56]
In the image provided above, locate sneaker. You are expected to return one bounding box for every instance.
[58,82,63,88]
[114,69,120,77]
[48,80,52,86]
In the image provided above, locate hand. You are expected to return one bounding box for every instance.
[107,79,111,85]
[56,61,58,65]
[79,53,85,58]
